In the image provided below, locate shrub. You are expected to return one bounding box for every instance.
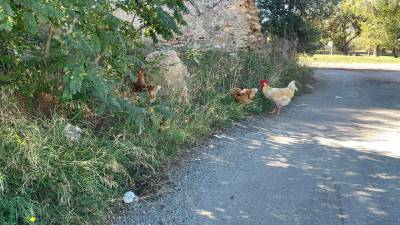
[0,0,188,130]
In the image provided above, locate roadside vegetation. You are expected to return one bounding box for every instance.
[0,0,325,224]
[299,54,400,64]
[0,48,310,224]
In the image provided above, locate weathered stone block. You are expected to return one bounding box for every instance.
[162,0,266,51]
[146,50,189,94]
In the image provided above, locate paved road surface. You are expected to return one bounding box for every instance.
[305,62,400,71]
[114,69,400,225]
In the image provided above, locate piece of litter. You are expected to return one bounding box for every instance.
[123,191,137,204]
[296,103,307,107]
[235,123,248,128]
[209,144,215,148]
[213,134,235,141]
[63,123,83,142]
[335,96,343,99]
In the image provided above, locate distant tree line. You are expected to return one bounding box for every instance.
[323,0,400,57]
[257,0,400,57]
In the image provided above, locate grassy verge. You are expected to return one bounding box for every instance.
[299,54,400,64]
[0,50,311,225]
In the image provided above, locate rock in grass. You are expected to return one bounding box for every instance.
[146,50,189,94]
[63,123,83,142]
[123,191,137,204]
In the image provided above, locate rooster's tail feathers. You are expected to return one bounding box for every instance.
[288,81,298,91]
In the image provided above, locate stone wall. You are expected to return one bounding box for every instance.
[114,1,267,95]
[115,0,266,51]
[163,0,266,51]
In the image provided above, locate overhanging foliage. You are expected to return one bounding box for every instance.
[0,0,188,129]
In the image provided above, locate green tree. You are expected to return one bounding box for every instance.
[346,0,400,56]
[322,2,363,55]
[257,0,339,56]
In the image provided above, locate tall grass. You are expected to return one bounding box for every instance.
[0,50,310,224]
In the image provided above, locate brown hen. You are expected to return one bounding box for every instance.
[133,67,162,102]
[230,88,258,104]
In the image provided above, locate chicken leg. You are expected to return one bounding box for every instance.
[277,107,282,116]
[269,102,279,115]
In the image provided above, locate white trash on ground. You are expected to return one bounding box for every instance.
[123,191,137,204]
[63,123,83,142]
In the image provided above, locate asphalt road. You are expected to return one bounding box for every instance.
[114,69,400,225]
[305,62,400,71]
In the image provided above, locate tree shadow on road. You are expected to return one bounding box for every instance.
[190,99,400,225]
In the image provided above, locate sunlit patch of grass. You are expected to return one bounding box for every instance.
[299,54,400,64]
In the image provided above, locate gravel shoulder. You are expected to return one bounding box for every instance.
[113,69,400,225]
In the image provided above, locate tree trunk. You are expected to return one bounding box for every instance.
[281,38,290,60]
[343,45,349,55]
[373,46,379,57]
[44,27,54,64]
[393,48,398,58]
[342,39,349,55]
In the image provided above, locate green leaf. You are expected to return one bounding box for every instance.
[0,1,14,16]
[0,7,6,21]
[22,12,38,34]
[0,19,12,32]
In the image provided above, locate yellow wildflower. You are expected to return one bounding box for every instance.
[28,216,37,223]
[15,134,25,145]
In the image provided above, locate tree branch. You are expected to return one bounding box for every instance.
[188,0,201,16]
[95,53,103,65]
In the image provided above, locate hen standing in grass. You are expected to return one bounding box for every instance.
[133,67,161,103]
[260,80,298,116]
[133,67,148,93]
[230,88,258,104]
